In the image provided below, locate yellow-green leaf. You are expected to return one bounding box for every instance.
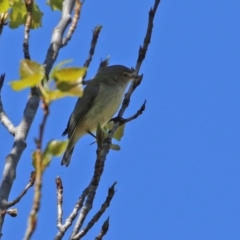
[31,150,42,169]
[52,67,87,82]
[43,87,83,103]
[106,121,113,130]
[42,140,68,169]
[10,59,44,91]
[46,0,63,11]
[30,2,43,29]
[110,144,121,151]
[9,0,26,29]
[10,72,43,91]
[9,0,42,29]
[0,0,10,12]
[45,140,68,156]
[114,124,125,141]
[105,122,125,141]
[41,154,51,169]
[19,59,44,79]
[50,59,73,75]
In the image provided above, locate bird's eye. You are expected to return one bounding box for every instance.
[123,72,129,77]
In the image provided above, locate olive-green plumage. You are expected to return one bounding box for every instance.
[61,65,138,166]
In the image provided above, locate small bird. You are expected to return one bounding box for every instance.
[61,65,139,166]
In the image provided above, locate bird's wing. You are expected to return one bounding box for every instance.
[62,80,100,137]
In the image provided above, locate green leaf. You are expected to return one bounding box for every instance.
[42,140,68,169]
[9,59,44,91]
[45,140,68,156]
[30,2,43,29]
[114,124,125,141]
[46,0,63,11]
[52,67,87,82]
[9,0,43,29]
[43,87,83,103]
[105,122,125,141]
[32,151,37,169]
[9,0,26,29]
[10,72,43,91]
[0,0,10,12]
[110,144,121,151]
[19,59,44,79]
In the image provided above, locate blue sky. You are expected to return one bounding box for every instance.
[1,0,240,239]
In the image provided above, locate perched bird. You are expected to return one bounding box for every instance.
[61,65,139,166]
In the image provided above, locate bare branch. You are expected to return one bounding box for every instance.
[95,217,110,240]
[62,0,83,47]
[23,0,33,60]
[84,26,102,68]
[135,0,160,73]
[70,133,107,238]
[7,172,35,208]
[72,183,116,239]
[54,187,89,240]
[116,0,160,120]
[111,99,146,125]
[44,0,76,77]
[36,101,49,150]
[0,87,40,234]
[0,74,16,135]
[23,153,41,240]
[0,0,78,236]
[24,101,49,240]
[56,177,63,228]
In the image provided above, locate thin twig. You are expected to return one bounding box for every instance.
[56,176,63,228]
[72,183,116,239]
[135,0,160,73]
[117,0,160,119]
[111,100,146,125]
[23,0,33,60]
[56,2,160,239]
[36,100,49,150]
[62,0,83,47]
[82,25,102,84]
[44,0,76,77]
[54,187,89,240]
[0,0,77,235]
[7,172,35,208]
[24,101,49,240]
[70,131,107,238]
[0,74,16,135]
[23,152,41,240]
[84,26,102,68]
[95,217,110,240]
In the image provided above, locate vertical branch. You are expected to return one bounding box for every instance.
[62,0,83,47]
[24,101,49,240]
[56,177,63,228]
[135,0,160,73]
[44,0,76,77]
[84,26,102,68]
[70,128,109,238]
[23,0,33,60]
[0,0,78,235]
[0,74,15,135]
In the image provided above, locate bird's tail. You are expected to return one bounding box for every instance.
[61,147,75,166]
